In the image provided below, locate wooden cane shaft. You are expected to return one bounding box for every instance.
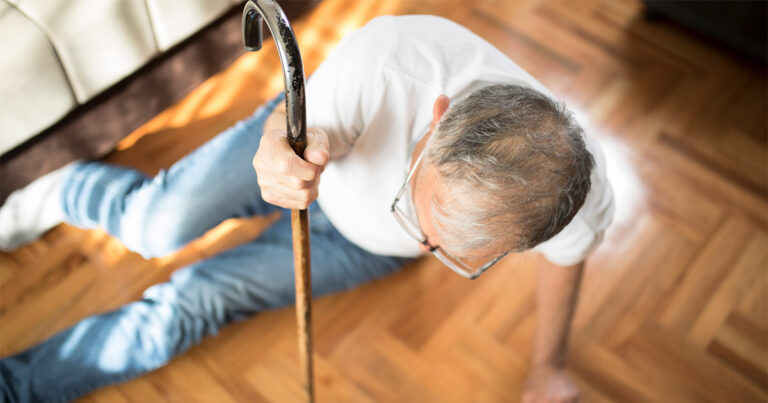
[291,208,314,402]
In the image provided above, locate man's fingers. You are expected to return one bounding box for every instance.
[280,153,320,181]
[304,128,330,167]
[263,130,321,181]
[262,185,318,210]
[275,175,315,191]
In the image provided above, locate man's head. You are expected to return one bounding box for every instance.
[412,84,594,261]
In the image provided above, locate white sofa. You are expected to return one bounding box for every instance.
[0,0,243,156]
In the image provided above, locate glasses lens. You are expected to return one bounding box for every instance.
[393,204,425,242]
[392,177,429,242]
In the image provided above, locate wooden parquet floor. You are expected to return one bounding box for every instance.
[1,0,766,402]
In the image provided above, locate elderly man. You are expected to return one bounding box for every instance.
[0,15,612,402]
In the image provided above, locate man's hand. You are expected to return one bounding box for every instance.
[522,365,580,403]
[253,127,330,209]
[525,258,584,403]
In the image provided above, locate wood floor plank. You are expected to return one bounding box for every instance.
[659,216,762,334]
[625,324,765,403]
[569,337,657,403]
[688,232,768,348]
[709,314,768,389]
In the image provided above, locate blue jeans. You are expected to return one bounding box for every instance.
[0,95,410,402]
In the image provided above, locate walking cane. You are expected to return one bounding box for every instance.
[242,1,315,401]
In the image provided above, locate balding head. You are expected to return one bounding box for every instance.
[427,84,594,257]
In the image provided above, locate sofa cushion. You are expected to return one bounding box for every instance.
[0,1,76,155]
[11,0,159,102]
[146,0,236,51]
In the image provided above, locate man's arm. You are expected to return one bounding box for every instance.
[522,257,584,403]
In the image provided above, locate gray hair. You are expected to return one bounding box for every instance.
[427,84,594,257]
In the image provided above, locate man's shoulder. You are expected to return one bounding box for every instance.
[351,15,476,49]
[362,15,464,32]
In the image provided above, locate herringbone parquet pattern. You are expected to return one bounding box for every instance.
[1,1,765,402]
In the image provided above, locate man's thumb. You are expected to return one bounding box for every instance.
[304,128,330,167]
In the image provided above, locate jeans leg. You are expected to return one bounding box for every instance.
[60,94,285,258]
[0,205,410,402]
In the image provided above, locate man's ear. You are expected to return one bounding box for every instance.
[431,94,450,130]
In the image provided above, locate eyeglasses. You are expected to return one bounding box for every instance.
[390,146,510,280]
